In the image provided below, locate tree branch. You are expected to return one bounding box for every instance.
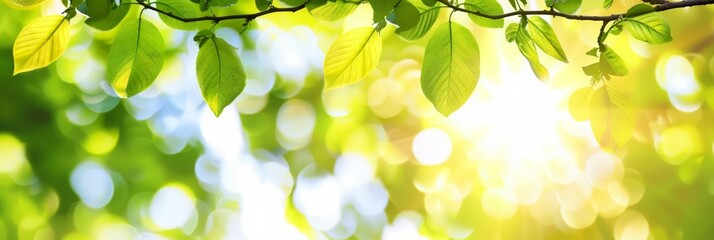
[135,0,307,23]
[438,0,714,21]
[134,0,714,26]
[597,20,610,50]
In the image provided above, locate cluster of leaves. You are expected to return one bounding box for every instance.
[7,0,690,149]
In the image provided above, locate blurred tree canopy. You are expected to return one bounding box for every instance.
[3,0,714,239]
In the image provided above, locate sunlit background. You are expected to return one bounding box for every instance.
[2,0,714,239]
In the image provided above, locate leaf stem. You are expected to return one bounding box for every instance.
[597,20,610,51]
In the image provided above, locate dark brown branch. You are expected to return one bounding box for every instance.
[438,0,714,21]
[597,20,610,50]
[134,0,714,28]
[135,0,307,23]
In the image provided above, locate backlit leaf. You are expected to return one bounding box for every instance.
[106,19,165,98]
[395,6,439,41]
[625,4,655,18]
[422,0,435,6]
[622,12,672,44]
[323,27,382,91]
[507,0,516,9]
[421,22,480,116]
[609,23,623,35]
[5,0,45,9]
[394,0,420,30]
[515,23,549,81]
[256,0,271,11]
[208,0,237,7]
[13,15,69,75]
[589,85,634,150]
[582,62,604,83]
[279,0,306,6]
[527,16,568,62]
[197,36,246,117]
[599,46,628,76]
[464,0,504,28]
[569,87,591,121]
[85,4,130,30]
[505,23,518,42]
[369,0,399,22]
[546,0,581,14]
[157,0,200,30]
[85,0,111,20]
[307,0,358,21]
[586,47,598,57]
[603,0,613,9]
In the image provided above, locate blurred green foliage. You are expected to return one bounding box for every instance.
[3,0,714,240]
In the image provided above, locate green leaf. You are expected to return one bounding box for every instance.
[157,0,200,30]
[256,0,271,11]
[208,0,237,7]
[421,22,480,116]
[589,85,634,150]
[376,18,388,31]
[70,0,83,7]
[279,0,306,6]
[603,0,613,9]
[464,0,504,29]
[599,46,628,76]
[583,62,610,82]
[422,0,436,6]
[323,27,382,91]
[307,0,358,21]
[85,0,111,20]
[395,7,439,41]
[505,23,518,42]
[507,0,516,10]
[622,13,672,44]
[394,0,420,30]
[526,16,568,62]
[85,4,130,31]
[6,0,45,9]
[193,30,213,47]
[569,87,591,121]
[194,30,212,40]
[609,23,623,35]
[197,36,246,117]
[586,47,598,57]
[625,4,655,17]
[369,0,399,23]
[13,15,70,75]
[515,23,549,81]
[106,19,165,98]
[546,0,581,14]
[582,62,599,76]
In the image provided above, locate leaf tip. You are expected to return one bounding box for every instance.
[322,82,337,92]
[12,67,23,76]
[13,65,40,76]
[438,110,453,117]
[211,107,222,117]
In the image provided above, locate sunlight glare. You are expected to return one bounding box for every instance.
[412,128,452,166]
[149,185,196,230]
[70,161,114,209]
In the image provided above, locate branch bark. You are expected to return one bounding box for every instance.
[438,0,714,21]
[135,0,714,24]
[135,0,307,23]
